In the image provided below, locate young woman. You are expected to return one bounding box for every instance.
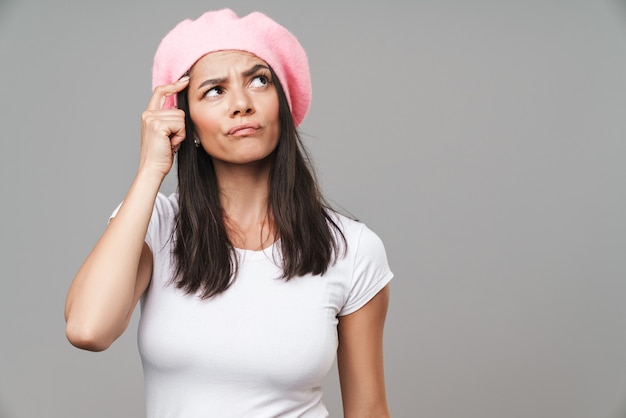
[65,9,393,417]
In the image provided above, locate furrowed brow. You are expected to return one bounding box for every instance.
[196,64,269,90]
[242,64,270,77]
[197,77,227,90]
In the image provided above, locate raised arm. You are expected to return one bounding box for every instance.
[64,77,189,351]
[337,284,391,418]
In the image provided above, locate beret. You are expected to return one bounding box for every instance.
[152,9,311,127]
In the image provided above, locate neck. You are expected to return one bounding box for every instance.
[213,158,275,250]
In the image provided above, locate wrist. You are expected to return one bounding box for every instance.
[135,165,168,187]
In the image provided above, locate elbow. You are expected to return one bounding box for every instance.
[65,321,113,352]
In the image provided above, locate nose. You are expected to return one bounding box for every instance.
[229,89,255,117]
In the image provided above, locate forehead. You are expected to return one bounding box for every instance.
[190,50,268,76]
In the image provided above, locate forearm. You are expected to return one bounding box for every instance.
[65,168,163,350]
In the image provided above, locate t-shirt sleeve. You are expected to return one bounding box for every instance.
[108,192,177,255]
[338,224,394,316]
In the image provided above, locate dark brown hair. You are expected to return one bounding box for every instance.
[173,67,345,298]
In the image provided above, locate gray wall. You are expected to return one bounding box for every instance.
[1,0,625,417]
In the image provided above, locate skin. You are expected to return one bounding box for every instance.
[187,51,281,246]
[188,51,280,168]
[338,286,391,417]
[65,50,390,416]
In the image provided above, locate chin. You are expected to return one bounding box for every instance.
[212,151,276,167]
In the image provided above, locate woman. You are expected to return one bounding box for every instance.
[65,9,393,417]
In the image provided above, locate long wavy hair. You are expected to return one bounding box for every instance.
[173,66,345,298]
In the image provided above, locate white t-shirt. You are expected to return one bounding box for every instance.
[128,192,393,418]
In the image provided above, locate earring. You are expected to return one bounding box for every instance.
[193,137,200,148]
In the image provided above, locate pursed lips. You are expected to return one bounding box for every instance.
[227,122,261,137]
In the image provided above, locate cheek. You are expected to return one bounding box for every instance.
[190,108,221,138]
[267,98,280,130]
[270,96,280,118]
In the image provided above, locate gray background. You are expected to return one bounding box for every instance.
[1,0,625,417]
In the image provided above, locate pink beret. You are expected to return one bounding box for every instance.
[152,9,311,127]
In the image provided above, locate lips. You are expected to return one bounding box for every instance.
[228,122,261,137]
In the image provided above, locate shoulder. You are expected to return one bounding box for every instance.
[153,192,179,217]
[145,192,178,254]
[148,192,179,234]
[326,210,386,256]
[326,210,393,317]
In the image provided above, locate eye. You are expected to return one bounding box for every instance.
[250,75,269,88]
[203,86,223,98]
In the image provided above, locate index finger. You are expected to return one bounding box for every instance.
[146,76,190,111]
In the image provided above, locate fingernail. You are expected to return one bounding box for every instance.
[179,76,190,83]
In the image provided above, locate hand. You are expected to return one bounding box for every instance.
[138,76,190,177]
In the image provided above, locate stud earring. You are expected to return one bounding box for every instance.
[193,137,200,148]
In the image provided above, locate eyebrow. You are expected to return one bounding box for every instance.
[197,64,271,90]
